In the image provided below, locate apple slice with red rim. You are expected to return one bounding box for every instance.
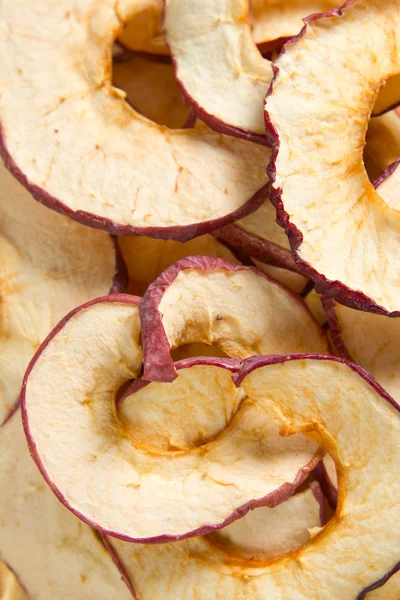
[0,0,269,239]
[164,0,272,142]
[139,256,328,382]
[0,410,134,600]
[23,311,321,543]
[0,159,124,426]
[265,0,400,315]
[372,75,400,117]
[106,355,400,598]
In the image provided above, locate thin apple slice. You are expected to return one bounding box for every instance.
[253,259,309,293]
[112,54,190,128]
[0,0,269,240]
[0,410,134,600]
[364,109,400,180]
[22,301,321,542]
[305,289,327,326]
[0,563,28,600]
[107,355,400,598]
[366,570,400,600]
[372,75,400,117]
[139,256,328,382]
[119,235,238,296]
[118,0,169,57]
[164,0,273,141]
[265,0,400,314]
[374,159,400,210]
[0,160,124,426]
[106,482,325,598]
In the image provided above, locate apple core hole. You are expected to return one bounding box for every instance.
[112,50,191,129]
[170,343,230,361]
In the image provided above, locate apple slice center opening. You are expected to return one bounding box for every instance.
[112,50,191,129]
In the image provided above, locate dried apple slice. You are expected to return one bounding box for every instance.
[265,1,400,314]
[374,159,400,210]
[0,563,28,600]
[253,260,309,293]
[0,410,134,600]
[364,109,400,180]
[119,235,237,296]
[22,298,321,542]
[118,0,169,57]
[107,355,400,598]
[139,256,328,382]
[112,54,190,128]
[0,160,124,425]
[165,0,272,141]
[372,75,400,117]
[0,0,269,239]
[106,483,325,598]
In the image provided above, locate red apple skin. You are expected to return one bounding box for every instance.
[139,255,324,383]
[0,127,268,242]
[264,1,400,317]
[101,536,139,600]
[213,223,300,272]
[313,460,338,511]
[21,311,321,543]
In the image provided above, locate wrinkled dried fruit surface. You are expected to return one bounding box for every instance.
[266,0,400,314]
[0,0,269,238]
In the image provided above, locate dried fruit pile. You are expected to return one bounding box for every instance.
[0,1,399,599]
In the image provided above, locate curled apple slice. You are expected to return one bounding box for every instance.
[108,355,400,598]
[106,483,325,598]
[0,160,124,425]
[165,0,272,141]
[374,159,400,210]
[0,410,134,600]
[265,1,400,314]
[22,300,320,542]
[139,256,328,382]
[0,0,268,239]
[364,109,400,180]
[119,235,237,296]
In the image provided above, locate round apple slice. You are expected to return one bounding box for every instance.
[22,299,321,542]
[107,355,400,598]
[265,1,400,315]
[139,256,328,382]
[0,0,269,240]
[105,482,325,598]
[364,109,400,180]
[0,160,124,426]
[0,409,134,600]
[373,159,400,210]
[164,0,272,141]
[119,234,238,296]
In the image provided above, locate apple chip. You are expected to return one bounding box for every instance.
[0,410,134,600]
[107,355,400,598]
[0,161,124,425]
[139,256,328,382]
[22,299,320,542]
[0,0,269,239]
[253,260,309,293]
[119,235,237,296]
[106,483,325,598]
[265,0,400,314]
[374,159,400,210]
[112,54,190,128]
[364,109,400,180]
[165,0,272,140]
